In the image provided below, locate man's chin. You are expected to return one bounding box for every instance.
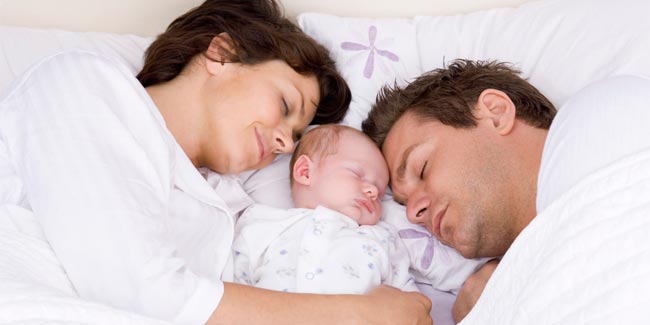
[453,242,480,259]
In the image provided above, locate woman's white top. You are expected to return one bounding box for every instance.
[0,51,253,324]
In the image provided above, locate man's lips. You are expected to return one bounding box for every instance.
[355,198,374,214]
[432,205,448,240]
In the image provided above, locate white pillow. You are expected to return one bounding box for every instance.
[248,0,649,208]
[300,0,649,117]
[239,154,295,208]
[298,15,422,130]
[414,0,650,106]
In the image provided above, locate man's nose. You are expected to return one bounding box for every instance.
[405,195,430,225]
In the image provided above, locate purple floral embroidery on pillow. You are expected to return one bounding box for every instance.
[398,228,450,269]
[341,25,399,78]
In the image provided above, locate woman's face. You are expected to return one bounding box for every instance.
[202,59,319,174]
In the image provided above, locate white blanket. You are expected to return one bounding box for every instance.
[0,206,169,324]
[461,148,650,324]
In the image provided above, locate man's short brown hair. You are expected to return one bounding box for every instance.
[362,59,557,148]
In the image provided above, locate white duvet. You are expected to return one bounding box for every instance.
[462,147,650,324]
[0,206,169,324]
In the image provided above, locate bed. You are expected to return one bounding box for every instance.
[1,0,648,324]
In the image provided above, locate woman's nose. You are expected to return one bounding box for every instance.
[405,195,430,225]
[273,127,294,154]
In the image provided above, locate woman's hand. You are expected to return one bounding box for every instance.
[361,285,433,325]
[452,259,499,323]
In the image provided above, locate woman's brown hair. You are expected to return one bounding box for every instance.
[137,0,350,125]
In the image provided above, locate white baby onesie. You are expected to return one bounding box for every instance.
[233,204,417,293]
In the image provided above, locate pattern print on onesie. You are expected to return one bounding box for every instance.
[362,243,379,256]
[311,217,328,235]
[275,267,296,278]
[342,264,360,279]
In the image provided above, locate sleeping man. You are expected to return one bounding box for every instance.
[362,59,650,322]
[232,124,483,295]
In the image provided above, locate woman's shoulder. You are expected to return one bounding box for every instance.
[35,50,127,70]
[33,50,135,82]
[3,50,136,101]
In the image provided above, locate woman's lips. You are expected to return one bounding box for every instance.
[432,205,448,240]
[255,128,267,162]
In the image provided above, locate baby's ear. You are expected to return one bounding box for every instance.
[292,154,313,186]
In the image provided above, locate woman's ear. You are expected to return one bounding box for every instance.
[474,89,516,135]
[292,154,314,186]
[205,33,236,75]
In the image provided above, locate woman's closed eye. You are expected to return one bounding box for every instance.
[281,98,290,116]
[419,160,428,180]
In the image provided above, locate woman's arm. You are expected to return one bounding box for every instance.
[210,283,432,324]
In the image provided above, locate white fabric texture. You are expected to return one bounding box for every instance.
[0,26,152,95]
[0,208,170,325]
[460,76,650,324]
[233,205,417,293]
[0,51,254,324]
[537,75,650,212]
[415,0,649,106]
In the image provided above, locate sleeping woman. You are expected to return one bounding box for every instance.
[0,0,432,324]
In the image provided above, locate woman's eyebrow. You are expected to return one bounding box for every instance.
[292,84,306,118]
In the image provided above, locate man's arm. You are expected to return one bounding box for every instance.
[452,259,499,323]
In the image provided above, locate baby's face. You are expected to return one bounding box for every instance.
[309,131,389,225]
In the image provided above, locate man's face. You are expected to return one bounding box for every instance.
[382,112,519,258]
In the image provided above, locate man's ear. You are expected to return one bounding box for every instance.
[205,33,236,75]
[292,154,314,186]
[473,89,516,135]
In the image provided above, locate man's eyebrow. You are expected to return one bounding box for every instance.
[396,143,417,183]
